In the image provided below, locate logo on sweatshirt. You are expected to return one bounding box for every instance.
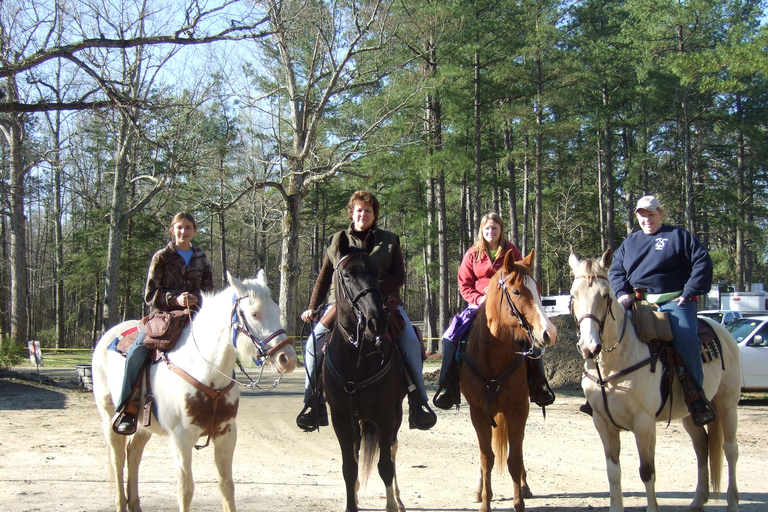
[654,237,668,251]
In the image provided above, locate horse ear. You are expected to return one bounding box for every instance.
[599,248,613,271]
[338,231,350,255]
[227,271,248,296]
[503,248,517,271]
[256,269,268,286]
[520,249,535,269]
[568,253,581,273]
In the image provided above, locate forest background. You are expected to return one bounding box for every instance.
[1,0,767,354]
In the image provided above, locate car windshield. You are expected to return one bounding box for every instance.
[725,318,764,342]
[700,312,724,322]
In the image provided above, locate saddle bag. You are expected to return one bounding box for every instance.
[142,309,190,351]
[632,301,674,343]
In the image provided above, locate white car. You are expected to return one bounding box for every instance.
[698,309,743,325]
[724,315,768,390]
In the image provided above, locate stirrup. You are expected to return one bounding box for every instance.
[433,383,461,410]
[111,411,137,435]
[296,403,328,432]
[409,398,437,430]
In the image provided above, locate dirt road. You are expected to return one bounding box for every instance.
[1,367,766,512]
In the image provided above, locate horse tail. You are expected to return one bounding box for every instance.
[492,412,508,476]
[359,421,379,486]
[707,397,724,498]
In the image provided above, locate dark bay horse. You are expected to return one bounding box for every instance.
[569,250,740,512]
[323,232,407,512]
[460,249,557,512]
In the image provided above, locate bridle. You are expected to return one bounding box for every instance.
[334,253,383,348]
[496,270,540,356]
[570,274,628,353]
[461,268,543,427]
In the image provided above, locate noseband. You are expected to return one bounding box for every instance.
[230,295,290,364]
[570,274,628,353]
[571,274,614,339]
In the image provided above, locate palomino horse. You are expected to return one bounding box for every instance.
[92,271,297,512]
[323,232,407,512]
[569,250,741,512]
[460,249,557,512]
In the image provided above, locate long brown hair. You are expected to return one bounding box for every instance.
[472,212,507,259]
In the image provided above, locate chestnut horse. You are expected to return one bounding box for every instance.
[460,249,557,512]
[323,232,407,512]
[569,250,740,512]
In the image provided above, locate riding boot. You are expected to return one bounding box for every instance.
[408,387,437,430]
[675,361,717,427]
[526,352,555,407]
[526,355,555,407]
[297,354,329,432]
[433,340,461,410]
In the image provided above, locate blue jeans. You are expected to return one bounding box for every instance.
[116,329,148,411]
[302,304,428,405]
[659,299,704,392]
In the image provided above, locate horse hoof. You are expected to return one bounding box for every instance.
[522,486,533,499]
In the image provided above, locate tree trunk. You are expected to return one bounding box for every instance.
[279,191,303,337]
[6,107,28,346]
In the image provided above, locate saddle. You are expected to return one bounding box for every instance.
[112,309,190,354]
[634,304,724,420]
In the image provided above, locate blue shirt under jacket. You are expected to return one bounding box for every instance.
[609,224,713,302]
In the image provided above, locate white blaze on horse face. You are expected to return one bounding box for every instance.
[570,279,604,359]
[523,274,557,348]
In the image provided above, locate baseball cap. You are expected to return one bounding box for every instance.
[634,195,661,212]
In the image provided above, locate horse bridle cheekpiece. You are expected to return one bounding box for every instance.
[570,274,614,340]
[335,254,382,347]
[497,271,537,352]
[230,294,289,366]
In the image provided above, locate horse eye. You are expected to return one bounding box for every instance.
[511,289,522,296]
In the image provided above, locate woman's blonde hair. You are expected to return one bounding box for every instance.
[472,213,507,259]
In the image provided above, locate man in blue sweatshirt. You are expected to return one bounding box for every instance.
[609,195,716,427]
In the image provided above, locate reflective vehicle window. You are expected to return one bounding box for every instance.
[725,319,763,342]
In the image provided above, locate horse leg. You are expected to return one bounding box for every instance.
[332,417,361,512]
[169,436,196,512]
[520,464,532,499]
[125,429,152,512]
[388,439,405,512]
[101,422,129,512]
[212,426,238,512]
[716,398,740,512]
[630,417,659,512]
[505,413,527,512]
[377,424,404,512]
[593,415,624,512]
[469,406,494,512]
[680,415,710,512]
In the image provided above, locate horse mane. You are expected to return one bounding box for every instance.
[195,276,272,325]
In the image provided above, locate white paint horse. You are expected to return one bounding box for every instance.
[92,271,297,512]
[569,251,741,512]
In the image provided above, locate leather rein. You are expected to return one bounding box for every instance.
[146,295,289,449]
[462,269,539,427]
[572,273,660,431]
[325,253,394,432]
